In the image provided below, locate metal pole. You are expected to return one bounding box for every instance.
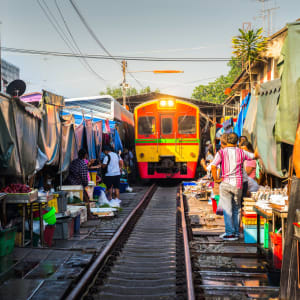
[122,60,126,107]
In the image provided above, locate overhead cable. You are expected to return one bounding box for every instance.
[2,46,235,62]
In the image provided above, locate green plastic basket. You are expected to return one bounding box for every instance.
[0,227,16,256]
[43,207,56,225]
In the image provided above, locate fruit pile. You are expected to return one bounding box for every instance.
[0,184,31,193]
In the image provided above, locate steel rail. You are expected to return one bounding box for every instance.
[65,183,157,300]
[179,185,195,300]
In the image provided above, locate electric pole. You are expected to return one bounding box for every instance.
[122,60,127,107]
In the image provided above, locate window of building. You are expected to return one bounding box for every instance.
[178,116,196,134]
[138,116,155,135]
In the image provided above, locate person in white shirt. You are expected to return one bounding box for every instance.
[102,145,122,200]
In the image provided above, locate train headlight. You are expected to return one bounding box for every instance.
[167,100,174,107]
[160,100,167,107]
[140,153,145,158]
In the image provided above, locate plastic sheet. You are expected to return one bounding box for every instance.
[275,22,300,145]
[38,91,63,167]
[60,114,77,173]
[255,79,285,178]
[93,121,102,159]
[0,94,40,178]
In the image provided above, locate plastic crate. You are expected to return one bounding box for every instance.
[270,233,282,269]
[242,216,265,225]
[48,198,58,213]
[182,182,197,186]
[243,224,264,244]
[0,227,16,256]
[264,222,269,249]
[120,182,128,193]
[73,214,81,234]
[53,217,74,240]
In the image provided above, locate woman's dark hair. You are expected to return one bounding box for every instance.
[241,141,254,153]
[239,136,248,143]
[227,133,238,145]
[78,149,87,159]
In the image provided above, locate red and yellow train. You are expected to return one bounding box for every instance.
[134,98,200,179]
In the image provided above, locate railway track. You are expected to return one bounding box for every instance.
[65,184,195,300]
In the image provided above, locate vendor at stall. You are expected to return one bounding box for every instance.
[67,149,96,219]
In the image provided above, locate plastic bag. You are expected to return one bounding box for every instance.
[110,198,121,208]
[98,190,110,206]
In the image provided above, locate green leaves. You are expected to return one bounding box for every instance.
[191,57,242,103]
[100,86,160,98]
[232,28,268,63]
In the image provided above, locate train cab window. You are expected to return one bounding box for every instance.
[138,116,156,135]
[162,118,173,135]
[178,116,196,134]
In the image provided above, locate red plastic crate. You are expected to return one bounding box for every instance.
[212,199,217,213]
[270,233,282,269]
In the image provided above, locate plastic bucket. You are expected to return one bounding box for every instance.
[43,207,56,225]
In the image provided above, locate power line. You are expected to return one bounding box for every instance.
[54,0,105,81]
[36,0,105,81]
[2,46,235,62]
[68,0,143,88]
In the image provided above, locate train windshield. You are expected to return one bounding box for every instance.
[178,116,196,134]
[138,116,156,135]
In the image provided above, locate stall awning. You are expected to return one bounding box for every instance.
[64,95,134,126]
[255,79,285,178]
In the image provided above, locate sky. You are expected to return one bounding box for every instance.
[1,0,299,99]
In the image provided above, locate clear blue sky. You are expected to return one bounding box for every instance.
[1,0,299,98]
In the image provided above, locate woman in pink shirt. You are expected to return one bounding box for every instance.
[241,141,256,179]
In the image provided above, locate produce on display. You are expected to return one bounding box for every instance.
[0,184,31,194]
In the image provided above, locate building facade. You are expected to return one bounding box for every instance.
[1,59,20,92]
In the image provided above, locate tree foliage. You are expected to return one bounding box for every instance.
[100,86,159,99]
[192,57,242,104]
[232,28,268,88]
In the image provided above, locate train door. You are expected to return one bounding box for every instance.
[160,114,174,139]
[159,114,175,157]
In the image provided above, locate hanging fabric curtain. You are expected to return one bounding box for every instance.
[75,122,85,152]
[275,21,300,145]
[234,93,251,137]
[255,79,286,178]
[93,121,102,159]
[60,114,77,173]
[243,94,258,144]
[114,128,123,153]
[38,90,64,167]
[0,94,41,179]
[85,119,96,159]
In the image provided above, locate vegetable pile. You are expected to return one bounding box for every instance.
[1,184,31,194]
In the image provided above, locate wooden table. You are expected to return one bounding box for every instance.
[5,198,37,246]
[272,208,288,252]
[253,205,273,255]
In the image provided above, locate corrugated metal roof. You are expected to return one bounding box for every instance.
[64,95,133,126]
